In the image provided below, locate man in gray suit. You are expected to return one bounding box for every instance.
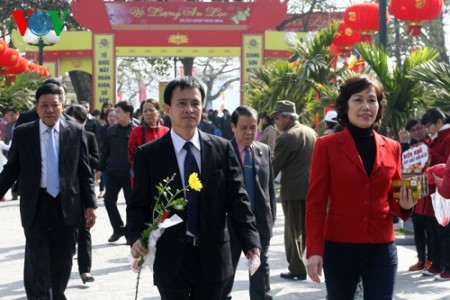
[272,100,317,281]
[0,83,97,299]
[223,105,276,300]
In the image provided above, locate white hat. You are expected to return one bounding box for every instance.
[324,110,337,123]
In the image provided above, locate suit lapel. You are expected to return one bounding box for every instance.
[199,131,212,187]
[32,120,42,169]
[371,131,387,175]
[337,128,366,175]
[253,142,262,177]
[58,119,70,164]
[230,138,243,167]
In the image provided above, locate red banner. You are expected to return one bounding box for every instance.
[106,2,253,28]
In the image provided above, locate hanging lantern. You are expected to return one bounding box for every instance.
[332,21,362,56]
[0,48,20,68]
[389,0,443,36]
[6,57,28,74]
[0,39,8,57]
[344,3,388,43]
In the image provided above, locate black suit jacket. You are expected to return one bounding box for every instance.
[127,130,261,285]
[0,118,97,228]
[231,139,276,242]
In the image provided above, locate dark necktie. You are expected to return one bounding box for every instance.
[46,127,59,197]
[244,146,255,211]
[184,142,200,236]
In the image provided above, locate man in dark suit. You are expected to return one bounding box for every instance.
[222,106,276,300]
[127,76,261,300]
[0,83,97,300]
[15,77,74,127]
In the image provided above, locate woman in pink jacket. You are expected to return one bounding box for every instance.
[305,75,416,299]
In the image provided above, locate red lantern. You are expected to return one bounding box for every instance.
[0,39,8,57]
[332,21,362,56]
[390,0,443,36]
[0,48,20,68]
[6,57,28,74]
[344,3,389,43]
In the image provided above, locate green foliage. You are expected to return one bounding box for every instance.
[356,43,439,138]
[409,61,450,112]
[244,21,341,127]
[0,72,44,112]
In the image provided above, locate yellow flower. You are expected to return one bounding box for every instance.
[188,172,203,192]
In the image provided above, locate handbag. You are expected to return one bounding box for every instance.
[431,190,450,227]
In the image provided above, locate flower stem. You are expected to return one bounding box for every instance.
[135,266,142,300]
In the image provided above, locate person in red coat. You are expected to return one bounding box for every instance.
[436,155,450,198]
[128,98,169,167]
[305,75,416,299]
[420,107,450,280]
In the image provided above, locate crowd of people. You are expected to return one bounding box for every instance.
[0,74,449,299]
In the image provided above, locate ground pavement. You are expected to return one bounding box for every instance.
[1,188,450,300]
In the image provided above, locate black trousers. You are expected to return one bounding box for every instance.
[222,217,272,300]
[411,213,433,261]
[23,190,78,300]
[428,216,450,271]
[157,243,224,300]
[104,172,132,231]
[77,215,92,274]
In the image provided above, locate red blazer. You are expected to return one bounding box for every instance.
[306,128,411,258]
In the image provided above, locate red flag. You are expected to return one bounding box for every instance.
[138,79,147,103]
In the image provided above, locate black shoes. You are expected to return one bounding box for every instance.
[280,272,307,280]
[108,227,126,243]
[80,273,95,284]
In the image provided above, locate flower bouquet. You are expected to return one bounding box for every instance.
[130,172,203,300]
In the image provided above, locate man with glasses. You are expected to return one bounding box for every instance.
[399,118,433,272]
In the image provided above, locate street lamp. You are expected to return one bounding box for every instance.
[22,29,60,65]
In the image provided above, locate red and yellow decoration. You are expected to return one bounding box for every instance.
[389,0,443,36]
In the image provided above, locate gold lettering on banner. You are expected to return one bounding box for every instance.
[148,7,182,20]
[129,6,145,18]
[183,7,202,17]
[205,7,228,18]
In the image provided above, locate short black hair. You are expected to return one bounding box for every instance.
[421,108,450,126]
[35,83,64,104]
[115,101,134,119]
[66,104,88,124]
[231,105,258,126]
[163,76,205,106]
[405,118,421,131]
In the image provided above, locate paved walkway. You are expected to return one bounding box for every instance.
[1,189,450,300]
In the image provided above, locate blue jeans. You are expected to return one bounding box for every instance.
[324,241,398,300]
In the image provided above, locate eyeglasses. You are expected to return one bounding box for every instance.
[425,123,434,130]
[410,125,424,133]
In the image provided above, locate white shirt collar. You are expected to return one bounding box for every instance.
[170,129,201,154]
[39,119,60,135]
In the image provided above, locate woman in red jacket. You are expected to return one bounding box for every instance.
[128,98,169,167]
[306,75,416,299]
